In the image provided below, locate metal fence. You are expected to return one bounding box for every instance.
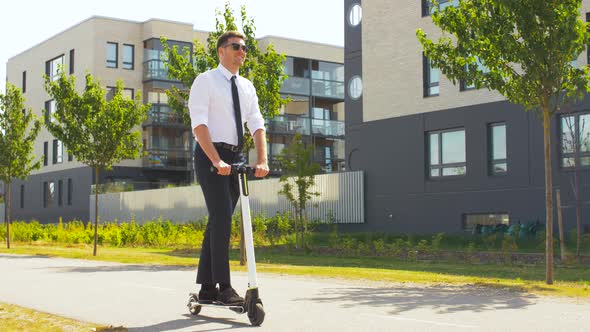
[0,203,4,223]
[90,171,364,224]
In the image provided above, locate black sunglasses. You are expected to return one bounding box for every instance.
[223,42,248,52]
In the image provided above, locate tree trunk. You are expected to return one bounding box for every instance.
[543,109,554,284]
[6,182,11,249]
[299,207,305,249]
[293,207,299,249]
[93,168,100,256]
[574,171,582,258]
[556,189,566,262]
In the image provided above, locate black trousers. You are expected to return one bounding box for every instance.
[194,143,244,285]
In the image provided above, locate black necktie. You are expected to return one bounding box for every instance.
[231,75,244,150]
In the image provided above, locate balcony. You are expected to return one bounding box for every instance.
[280,77,310,95]
[311,119,345,137]
[267,115,310,135]
[143,60,178,82]
[311,79,345,99]
[144,104,185,127]
[143,148,191,170]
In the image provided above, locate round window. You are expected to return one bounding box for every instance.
[348,4,362,27]
[349,76,363,100]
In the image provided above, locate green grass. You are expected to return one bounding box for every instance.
[1,243,589,298]
[0,302,125,332]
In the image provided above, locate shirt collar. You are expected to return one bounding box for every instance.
[217,63,239,81]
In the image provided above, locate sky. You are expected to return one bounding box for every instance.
[0,0,344,94]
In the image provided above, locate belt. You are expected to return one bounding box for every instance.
[213,142,240,152]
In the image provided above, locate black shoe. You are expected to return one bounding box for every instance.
[198,287,219,304]
[217,287,244,306]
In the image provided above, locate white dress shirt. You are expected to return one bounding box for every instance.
[188,64,265,145]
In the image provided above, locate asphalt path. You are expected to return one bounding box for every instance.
[0,254,588,331]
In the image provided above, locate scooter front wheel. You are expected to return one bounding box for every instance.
[187,294,202,315]
[248,303,265,326]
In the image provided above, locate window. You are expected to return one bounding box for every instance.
[422,0,459,16]
[348,4,362,27]
[69,49,75,74]
[53,139,63,164]
[20,185,24,209]
[423,55,439,97]
[461,57,489,91]
[43,142,48,166]
[463,213,509,231]
[58,180,63,206]
[123,44,134,70]
[106,86,134,101]
[106,42,118,68]
[68,150,73,162]
[67,179,73,206]
[489,123,507,174]
[428,128,466,177]
[45,100,56,124]
[22,71,26,93]
[44,181,55,208]
[561,112,590,168]
[348,76,363,100]
[46,55,64,81]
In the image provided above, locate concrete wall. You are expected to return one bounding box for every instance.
[90,171,364,224]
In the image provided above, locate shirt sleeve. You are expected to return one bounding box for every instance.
[188,73,209,131]
[244,82,266,135]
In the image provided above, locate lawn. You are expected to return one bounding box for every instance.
[1,243,589,298]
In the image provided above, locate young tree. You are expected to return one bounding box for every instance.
[0,84,42,249]
[44,72,149,256]
[161,1,289,149]
[417,0,590,284]
[277,134,321,249]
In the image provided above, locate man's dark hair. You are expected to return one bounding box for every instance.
[217,31,246,50]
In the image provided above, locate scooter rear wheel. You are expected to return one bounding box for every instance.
[248,303,265,326]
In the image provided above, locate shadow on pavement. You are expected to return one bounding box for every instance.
[43,264,195,273]
[127,314,251,331]
[294,285,537,314]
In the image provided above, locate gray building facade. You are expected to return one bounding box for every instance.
[344,0,590,233]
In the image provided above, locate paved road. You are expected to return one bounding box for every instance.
[0,253,588,331]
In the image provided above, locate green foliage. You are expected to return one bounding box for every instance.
[0,84,42,248]
[277,134,321,248]
[161,1,289,149]
[417,0,590,112]
[44,70,149,255]
[44,72,149,172]
[0,84,42,184]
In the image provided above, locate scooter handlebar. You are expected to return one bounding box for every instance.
[210,164,255,175]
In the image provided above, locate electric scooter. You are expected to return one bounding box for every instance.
[187,164,265,326]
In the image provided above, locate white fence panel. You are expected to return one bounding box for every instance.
[90,171,364,224]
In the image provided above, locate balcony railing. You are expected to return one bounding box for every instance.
[145,104,185,126]
[280,77,310,95]
[267,115,310,135]
[311,79,345,99]
[143,60,178,81]
[311,119,345,137]
[143,148,191,170]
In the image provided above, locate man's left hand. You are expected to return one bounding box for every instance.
[253,162,269,178]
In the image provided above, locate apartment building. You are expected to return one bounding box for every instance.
[6,16,344,223]
[344,0,590,233]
